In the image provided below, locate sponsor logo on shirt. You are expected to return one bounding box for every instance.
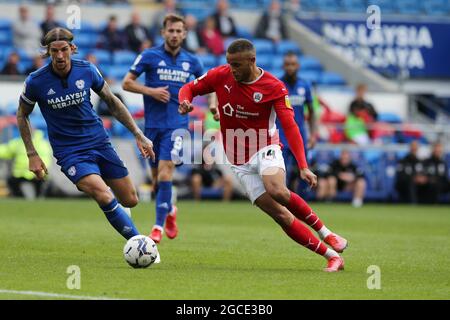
[157,68,190,83]
[47,90,88,109]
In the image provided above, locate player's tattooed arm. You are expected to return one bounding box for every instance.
[17,101,36,156]
[98,82,155,160]
[17,101,48,179]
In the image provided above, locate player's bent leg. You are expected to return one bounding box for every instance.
[106,175,139,208]
[262,167,348,253]
[254,193,343,272]
[77,174,139,240]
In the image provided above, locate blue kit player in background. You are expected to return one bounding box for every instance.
[276,52,317,193]
[17,28,155,240]
[122,14,203,243]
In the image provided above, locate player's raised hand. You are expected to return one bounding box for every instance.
[150,86,170,103]
[178,100,194,115]
[28,154,48,180]
[300,168,317,188]
[136,133,156,161]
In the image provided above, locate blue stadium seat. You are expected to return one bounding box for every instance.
[256,54,272,69]
[377,112,402,123]
[198,53,218,69]
[253,39,274,54]
[271,54,285,70]
[367,0,396,14]
[114,50,137,65]
[91,49,113,64]
[0,30,12,45]
[105,65,130,80]
[422,0,449,15]
[316,0,341,12]
[275,40,301,55]
[341,0,366,13]
[298,70,320,83]
[267,68,284,79]
[75,33,98,49]
[299,56,322,71]
[0,18,11,31]
[396,0,422,14]
[235,26,253,40]
[319,72,346,85]
[218,55,227,66]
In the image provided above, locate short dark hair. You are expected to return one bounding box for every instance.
[284,51,298,59]
[41,27,77,58]
[227,38,255,54]
[163,14,186,29]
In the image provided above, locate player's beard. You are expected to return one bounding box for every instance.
[166,38,181,51]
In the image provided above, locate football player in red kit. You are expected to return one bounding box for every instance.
[179,39,347,272]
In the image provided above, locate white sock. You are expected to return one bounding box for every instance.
[318,226,332,239]
[324,248,339,260]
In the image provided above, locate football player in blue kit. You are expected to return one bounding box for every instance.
[276,52,317,192]
[122,14,204,243]
[17,27,155,240]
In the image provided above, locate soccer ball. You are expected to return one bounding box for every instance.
[123,235,158,268]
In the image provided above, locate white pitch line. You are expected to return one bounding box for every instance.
[0,289,128,300]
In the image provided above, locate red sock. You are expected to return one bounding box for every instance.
[287,191,324,232]
[283,218,328,256]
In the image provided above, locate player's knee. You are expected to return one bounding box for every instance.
[266,185,290,203]
[90,187,114,206]
[121,192,139,208]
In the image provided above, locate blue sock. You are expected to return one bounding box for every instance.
[101,198,139,240]
[155,181,172,227]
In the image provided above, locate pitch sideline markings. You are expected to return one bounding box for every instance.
[0,289,128,300]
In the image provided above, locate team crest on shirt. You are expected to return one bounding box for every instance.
[75,79,85,90]
[182,62,190,71]
[68,166,76,177]
[263,149,275,160]
[253,92,263,103]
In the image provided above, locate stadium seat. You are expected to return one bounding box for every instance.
[91,49,113,65]
[367,0,396,14]
[319,72,346,85]
[422,0,449,15]
[235,26,253,40]
[316,0,341,12]
[106,65,130,80]
[0,30,12,45]
[299,56,322,71]
[256,54,272,70]
[0,18,11,31]
[396,0,422,14]
[298,70,320,83]
[197,54,218,69]
[275,40,301,55]
[377,112,402,123]
[341,0,366,13]
[114,50,137,65]
[253,39,274,54]
[75,33,98,49]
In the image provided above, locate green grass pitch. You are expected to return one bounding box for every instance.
[0,199,449,300]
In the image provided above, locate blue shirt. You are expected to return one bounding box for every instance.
[20,59,109,160]
[277,76,313,148]
[129,44,203,129]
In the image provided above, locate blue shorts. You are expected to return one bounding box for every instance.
[58,145,129,185]
[145,128,183,168]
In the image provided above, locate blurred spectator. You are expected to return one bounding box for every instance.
[25,55,45,74]
[125,11,152,53]
[13,5,42,56]
[327,150,366,207]
[395,140,426,203]
[1,52,22,76]
[152,0,181,36]
[97,15,126,52]
[0,129,52,199]
[191,156,233,201]
[345,83,377,145]
[421,142,450,203]
[211,0,237,38]
[200,16,225,56]
[255,0,288,42]
[183,14,206,54]
[40,4,61,43]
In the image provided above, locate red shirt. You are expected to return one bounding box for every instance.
[180,64,308,168]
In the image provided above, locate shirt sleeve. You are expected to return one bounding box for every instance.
[193,57,204,78]
[20,76,38,107]
[129,52,148,77]
[90,63,105,93]
[179,68,218,102]
[274,94,308,169]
